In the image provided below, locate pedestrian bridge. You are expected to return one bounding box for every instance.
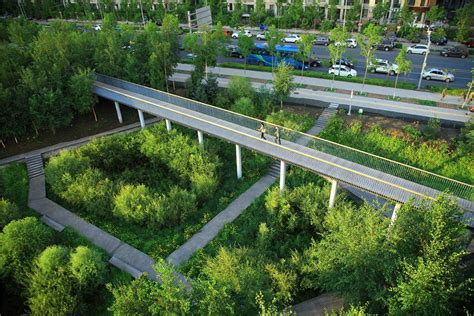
[93,74,474,213]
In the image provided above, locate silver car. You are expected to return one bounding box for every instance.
[422,68,455,82]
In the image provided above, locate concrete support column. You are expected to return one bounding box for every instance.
[391,203,402,225]
[114,101,123,124]
[236,144,242,179]
[197,130,204,146]
[279,161,286,192]
[329,179,338,208]
[138,110,145,128]
[166,119,172,133]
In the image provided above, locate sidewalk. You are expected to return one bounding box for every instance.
[176,63,466,106]
[172,70,471,124]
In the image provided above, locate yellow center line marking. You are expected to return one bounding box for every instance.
[95,83,445,202]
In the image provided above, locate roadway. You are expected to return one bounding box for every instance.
[93,74,474,213]
[179,37,474,89]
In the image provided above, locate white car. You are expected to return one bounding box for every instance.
[231,30,252,39]
[328,65,357,77]
[407,44,429,55]
[283,34,301,43]
[256,33,266,40]
[422,68,455,82]
[369,59,399,76]
[93,24,101,31]
[335,38,357,48]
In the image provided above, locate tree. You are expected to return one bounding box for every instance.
[328,25,349,87]
[237,28,255,71]
[69,246,107,289]
[227,76,255,102]
[287,0,304,28]
[27,245,79,315]
[345,0,361,32]
[69,68,97,121]
[357,23,382,89]
[231,97,257,117]
[273,63,296,108]
[267,25,284,73]
[0,217,55,282]
[372,1,389,24]
[426,5,445,24]
[393,47,412,98]
[297,34,314,75]
[328,0,338,22]
[0,198,21,229]
[454,3,474,43]
[159,14,181,91]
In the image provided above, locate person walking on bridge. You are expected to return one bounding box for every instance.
[274,126,281,144]
[258,123,267,140]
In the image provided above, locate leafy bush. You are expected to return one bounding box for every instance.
[228,76,255,102]
[45,150,91,195]
[265,110,315,132]
[0,217,55,282]
[69,246,107,288]
[0,198,21,229]
[231,97,256,117]
[0,163,29,208]
[160,186,197,225]
[113,184,158,226]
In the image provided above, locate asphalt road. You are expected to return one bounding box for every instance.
[181,37,473,89]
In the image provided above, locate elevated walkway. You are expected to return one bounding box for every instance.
[93,74,474,214]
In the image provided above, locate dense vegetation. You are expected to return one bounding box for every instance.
[0,164,131,315]
[319,115,474,185]
[0,15,179,145]
[107,166,473,314]
[45,122,272,258]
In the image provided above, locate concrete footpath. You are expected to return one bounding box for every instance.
[173,66,471,125]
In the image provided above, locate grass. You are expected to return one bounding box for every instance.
[426,85,467,96]
[46,123,273,260]
[219,62,418,90]
[417,99,437,106]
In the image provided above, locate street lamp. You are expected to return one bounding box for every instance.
[417,26,432,90]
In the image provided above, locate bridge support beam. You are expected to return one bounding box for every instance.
[329,179,338,208]
[138,110,145,128]
[391,203,402,225]
[166,119,172,133]
[236,144,242,179]
[197,130,204,146]
[114,101,123,124]
[279,161,286,192]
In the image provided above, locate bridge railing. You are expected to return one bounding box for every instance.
[95,74,474,202]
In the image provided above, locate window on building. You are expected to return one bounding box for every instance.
[247,4,254,11]
[363,8,369,17]
[229,3,233,11]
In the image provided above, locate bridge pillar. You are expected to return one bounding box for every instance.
[166,119,172,133]
[236,144,242,179]
[138,110,145,128]
[329,179,338,208]
[279,161,286,192]
[114,101,123,124]
[197,130,204,146]
[391,203,402,225]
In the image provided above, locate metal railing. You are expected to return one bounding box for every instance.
[95,74,474,202]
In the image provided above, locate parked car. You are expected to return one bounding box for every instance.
[346,38,357,48]
[374,39,395,51]
[313,36,331,46]
[328,65,357,77]
[331,57,354,69]
[422,68,455,82]
[259,23,268,31]
[308,56,322,67]
[225,44,243,58]
[155,19,162,26]
[462,38,474,48]
[368,59,399,76]
[387,32,398,42]
[231,30,252,39]
[256,32,267,40]
[93,24,101,31]
[440,46,468,58]
[407,44,429,55]
[283,34,301,43]
[431,36,448,45]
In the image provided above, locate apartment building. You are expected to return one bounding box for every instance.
[225,0,438,23]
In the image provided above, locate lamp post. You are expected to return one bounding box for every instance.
[417,27,432,90]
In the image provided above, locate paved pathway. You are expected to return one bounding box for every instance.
[176,63,471,108]
[166,106,339,266]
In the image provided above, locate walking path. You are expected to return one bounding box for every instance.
[176,63,470,108]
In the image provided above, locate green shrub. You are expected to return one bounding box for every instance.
[0,163,28,208]
[426,85,466,96]
[69,246,107,288]
[417,99,437,106]
[60,168,114,217]
[423,118,441,140]
[160,187,197,226]
[228,76,255,102]
[0,217,55,282]
[265,110,315,132]
[0,198,21,229]
[113,184,158,225]
[231,97,256,117]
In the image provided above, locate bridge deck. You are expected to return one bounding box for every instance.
[93,77,474,212]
